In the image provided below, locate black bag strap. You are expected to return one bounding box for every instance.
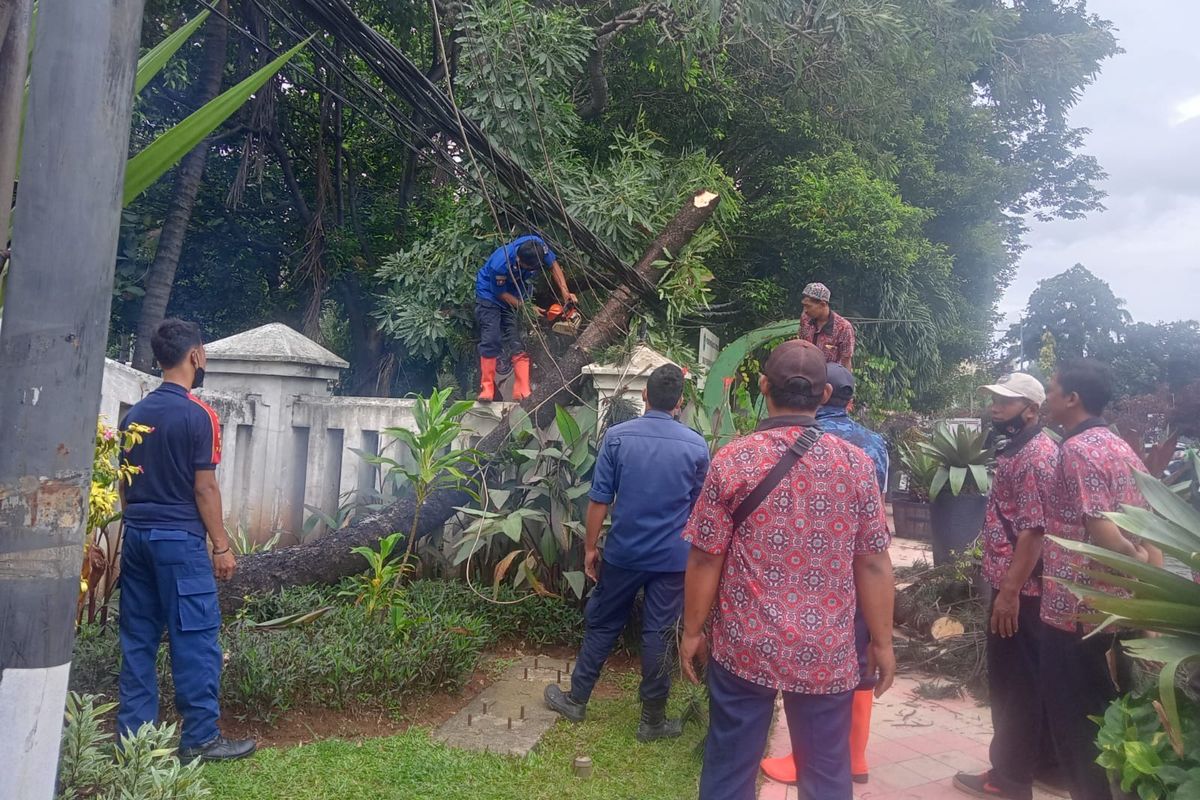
[732,427,823,529]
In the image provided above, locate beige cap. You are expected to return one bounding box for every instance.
[980,372,1045,406]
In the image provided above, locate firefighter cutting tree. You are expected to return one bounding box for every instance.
[473,234,578,402]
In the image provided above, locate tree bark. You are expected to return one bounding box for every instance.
[130,3,228,372]
[218,189,720,612]
[0,2,144,796]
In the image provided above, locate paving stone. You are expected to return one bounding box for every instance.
[434,655,574,757]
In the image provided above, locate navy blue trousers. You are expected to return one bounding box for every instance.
[569,562,683,704]
[701,660,854,800]
[118,526,223,749]
[475,301,524,359]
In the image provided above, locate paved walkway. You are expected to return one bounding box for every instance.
[758,536,1057,800]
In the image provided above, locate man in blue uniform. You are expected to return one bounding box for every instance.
[544,364,709,740]
[118,319,255,761]
[474,234,575,402]
[760,363,888,786]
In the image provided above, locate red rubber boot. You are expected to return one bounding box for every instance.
[477,356,497,402]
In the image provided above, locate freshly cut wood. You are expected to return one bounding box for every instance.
[930,616,966,641]
[217,190,720,613]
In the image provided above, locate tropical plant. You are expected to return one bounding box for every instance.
[78,418,152,627]
[1049,457,1200,737]
[1,11,307,310]
[896,440,939,503]
[339,531,410,617]
[56,692,209,800]
[917,422,993,499]
[1094,690,1200,800]
[226,523,280,556]
[354,387,481,563]
[451,405,597,599]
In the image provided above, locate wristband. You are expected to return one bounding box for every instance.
[212,546,231,556]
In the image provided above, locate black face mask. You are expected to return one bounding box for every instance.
[191,366,206,389]
[992,411,1027,438]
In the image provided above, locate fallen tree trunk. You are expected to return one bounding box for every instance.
[218,190,720,612]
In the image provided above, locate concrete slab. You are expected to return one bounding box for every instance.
[433,654,575,757]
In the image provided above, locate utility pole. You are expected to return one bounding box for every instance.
[0,1,145,797]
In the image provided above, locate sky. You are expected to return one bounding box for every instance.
[999,0,1200,330]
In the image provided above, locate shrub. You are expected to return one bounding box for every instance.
[57,692,208,800]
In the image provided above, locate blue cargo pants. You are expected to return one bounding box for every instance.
[117,526,223,749]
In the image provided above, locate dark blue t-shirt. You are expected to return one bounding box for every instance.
[589,410,710,573]
[120,382,221,537]
[474,235,557,308]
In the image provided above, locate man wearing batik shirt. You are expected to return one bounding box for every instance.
[953,373,1060,800]
[799,282,856,369]
[1041,360,1149,800]
[679,340,895,800]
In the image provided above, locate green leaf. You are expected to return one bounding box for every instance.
[500,513,525,542]
[930,468,949,500]
[124,38,310,205]
[968,463,990,494]
[1123,740,1161,774]
[948,465,967,496]
[135,9,210,95]
[563,570,585,599]
[555,405,582,447]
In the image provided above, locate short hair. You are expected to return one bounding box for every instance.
[1055,359,1113,415]
[151,318,203,369]
[645,364,685,411]
[767,376,823,412]
[516,240,542,268]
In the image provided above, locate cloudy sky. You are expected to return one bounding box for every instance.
[1000,0,1200,330]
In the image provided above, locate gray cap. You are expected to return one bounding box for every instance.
[802,282,831,303]
[826,363,855,404]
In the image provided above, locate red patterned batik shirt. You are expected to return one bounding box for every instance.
[981,430,1060,595]
[799,311,856,366]
[1041,423,1147,633]
[682,416,890,694]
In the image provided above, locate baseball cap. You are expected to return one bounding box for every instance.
[802,282,831,302]
[826,363,855,404]
[763,340,829,398]
[979,372,1046,406]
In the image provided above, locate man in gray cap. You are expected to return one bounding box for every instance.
[800,282,856,369]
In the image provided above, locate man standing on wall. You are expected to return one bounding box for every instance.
[799,282,855,369]
[544,364,709,741]
[759,363,888,787]
[474,234,576,403]
[117,319,255,761]
[680,341,895,800]
[1040,360,1149,800]
[953,373,1061,800]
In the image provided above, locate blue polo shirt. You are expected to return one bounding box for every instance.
[816,405,889,492]
[589,410,710,573]
[474,235,557,308]
[120,382,222,537]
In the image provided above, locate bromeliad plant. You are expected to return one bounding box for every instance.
[452,405,597,600]
[896,440,939,502]
[1049,452,1200,741]
[916,421,993,500]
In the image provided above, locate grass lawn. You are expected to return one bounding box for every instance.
[203,684,704,800]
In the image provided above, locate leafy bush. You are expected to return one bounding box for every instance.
[57,692,209,800]
[1095,690,1200,799]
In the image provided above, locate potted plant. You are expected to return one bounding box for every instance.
[919,422,992,565]
[893,441,937,541]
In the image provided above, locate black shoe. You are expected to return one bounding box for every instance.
[636,698,683,743]
[951,772,1030,800]
[179,734,257,763]
[544,683,586,723]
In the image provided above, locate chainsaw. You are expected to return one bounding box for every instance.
[541,301,582,336]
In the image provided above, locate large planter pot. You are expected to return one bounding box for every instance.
[930,492,987,566]
[892,498,933,542]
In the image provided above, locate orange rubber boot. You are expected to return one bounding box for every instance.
[477,356,498,402]
[760,753,799,785]
[511,353,532,401]
[850,688,873,783]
